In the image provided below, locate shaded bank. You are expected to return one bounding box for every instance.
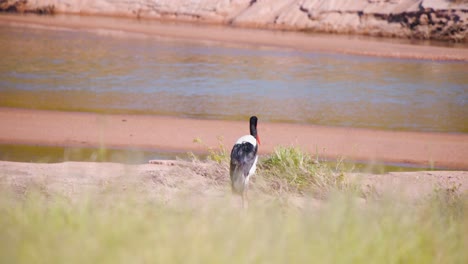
[0,0,467,42]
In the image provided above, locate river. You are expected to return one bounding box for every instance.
[1,15,467,133]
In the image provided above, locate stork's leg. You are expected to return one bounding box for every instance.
[242,190,248,210]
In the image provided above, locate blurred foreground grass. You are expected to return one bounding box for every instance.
[0,145,466,263]
[0,186,466,264]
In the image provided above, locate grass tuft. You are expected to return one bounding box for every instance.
[190,142,360,197]
[192,136,229,164]
[259,146,358,197]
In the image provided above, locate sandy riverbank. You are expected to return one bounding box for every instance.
[0,160,467,209]
[1,108,467,169]
[1,13,467,61]
[0,159,467,263]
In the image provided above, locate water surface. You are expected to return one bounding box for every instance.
[0,144,434,173]
[0,18,467,132]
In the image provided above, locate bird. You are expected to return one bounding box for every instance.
[229,116,260,209]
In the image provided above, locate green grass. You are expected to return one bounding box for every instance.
[192,142,357,196]
[0,188,466,264]
[259,146,359,197]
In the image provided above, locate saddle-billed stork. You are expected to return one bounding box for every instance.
[229,116,260,209]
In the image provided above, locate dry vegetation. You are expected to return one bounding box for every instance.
[0,146,467,263]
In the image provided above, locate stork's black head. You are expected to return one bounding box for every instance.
[249,116,260,144]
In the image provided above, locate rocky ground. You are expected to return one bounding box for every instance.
[1,0,467,42]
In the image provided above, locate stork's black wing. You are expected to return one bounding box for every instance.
[230,142,258,178]
[229,141,257,194]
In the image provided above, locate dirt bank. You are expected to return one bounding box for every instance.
[1,108,467,169]
[0,0,467,42]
